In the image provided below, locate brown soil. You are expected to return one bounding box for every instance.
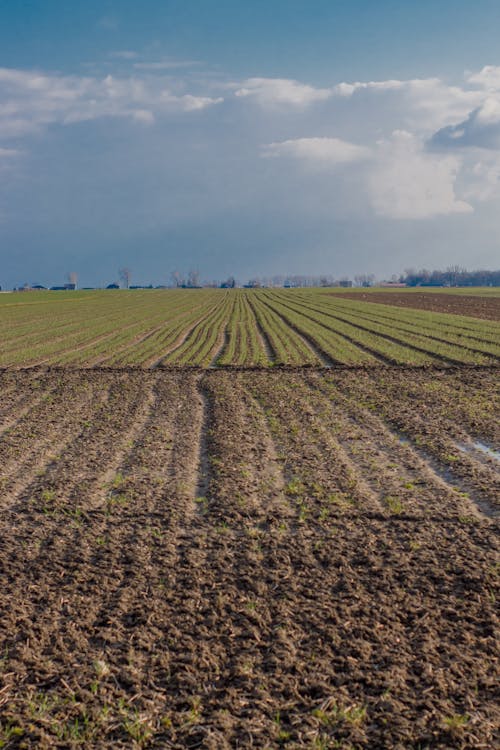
[0,368,499,749]
[336,291,500,321]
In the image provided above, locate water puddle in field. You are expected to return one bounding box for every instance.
[456,441,500,463]
[392,430,498,519]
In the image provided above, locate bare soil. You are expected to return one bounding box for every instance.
[336,292,500,321]
[0,368,498,749]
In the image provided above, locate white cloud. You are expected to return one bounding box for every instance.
[235,77,332,107]
[430,98,500,149]
[333,76,483,133]
[369,131,472,219]
[263,137,370,166]
[0,67,223,138]
[466,65,500,90]
[462,154,500,201]
[426,66,500,148]
[333,79,405,96]
[131,109,155,124]
[475,97,500,124]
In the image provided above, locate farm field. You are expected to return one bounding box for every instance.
[336,290,500,321]
[0,288,499,367]
[0,366,499,749]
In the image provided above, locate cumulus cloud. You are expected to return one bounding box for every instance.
[333,76,482,132]
[426,65,500,149]
[333,79,405,96]
[430,98,500,149]
[262,137,370,166]
[369,131,472,219]
[466,65,500,90]
[234,77,332,107]
[0,66,223,138]
[3,61,500,229]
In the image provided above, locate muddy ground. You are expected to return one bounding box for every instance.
[335,292,500,321]
[0,367,498,749]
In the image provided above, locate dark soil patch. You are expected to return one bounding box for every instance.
[336,291,500,321]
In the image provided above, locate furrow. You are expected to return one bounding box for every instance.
[11,373,157,513]
[305,372,494,519]
[209,327,230,368]
[245,293,277,364]
[258,296,335,365]
[270,294,428,365]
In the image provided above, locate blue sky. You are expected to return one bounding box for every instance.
[1,1,500,287]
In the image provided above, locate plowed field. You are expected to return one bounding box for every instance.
[336,291,500,321]
[1,367,499,749]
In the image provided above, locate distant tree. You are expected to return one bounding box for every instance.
[401,267,500,287]
[187,269,200,288]
[246,278,261,288]
[171,270,183,288]
[221,276,236,288]
[354,274,375,287]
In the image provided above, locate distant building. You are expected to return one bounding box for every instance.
[64,283,76,290]
[339,279,353,288]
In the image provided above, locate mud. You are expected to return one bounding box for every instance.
[0,368,498,749]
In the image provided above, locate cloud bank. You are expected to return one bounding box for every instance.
[0,66,223,138]
[1,59,500,285]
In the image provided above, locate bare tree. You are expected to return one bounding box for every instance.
[119,268,131,289]
[187,269,200,288]
[354,273,375,288]
[170,270,183,288]
[445,265,465,287]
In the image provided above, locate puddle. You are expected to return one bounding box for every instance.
[392,430,498,518]
[456,441,500,463]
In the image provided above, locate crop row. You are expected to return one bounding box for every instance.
[0,288,498,367]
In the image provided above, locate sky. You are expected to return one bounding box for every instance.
[1,0,500,287]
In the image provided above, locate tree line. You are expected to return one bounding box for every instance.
[401,266,500,287]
